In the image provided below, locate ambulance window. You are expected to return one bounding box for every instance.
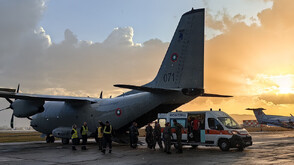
[208,118,223,130]
[158,119,166,127]
[171,119,186,128]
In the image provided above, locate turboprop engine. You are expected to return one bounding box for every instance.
[12,99,44,117]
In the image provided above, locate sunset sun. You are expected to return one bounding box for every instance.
[272,75,294,94]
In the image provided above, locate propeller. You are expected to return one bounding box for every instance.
[0,106,11,111]
[10,113,14,128]
[0,84,20,128]
[99,91,103,99]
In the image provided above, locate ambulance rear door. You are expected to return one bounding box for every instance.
[169,112,188,140]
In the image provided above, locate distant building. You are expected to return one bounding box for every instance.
[243,120,265,127]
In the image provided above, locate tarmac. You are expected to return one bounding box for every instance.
[0,131,294,165]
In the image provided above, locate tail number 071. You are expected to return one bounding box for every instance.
[163,73,175,82]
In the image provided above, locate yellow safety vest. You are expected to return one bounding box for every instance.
[103,125,112,134]
[82,126,88,135]
[72,128,78,139]
[98,127,103,138]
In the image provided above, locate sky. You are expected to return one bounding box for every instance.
[1,0,294,127]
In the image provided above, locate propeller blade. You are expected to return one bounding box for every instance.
[10,114,14,128]
[5,98,13,104]
[100,91,103,99]
[16,84,20,93]
[0,107,10,111]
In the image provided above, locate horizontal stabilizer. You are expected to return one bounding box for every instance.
[200,93,233,97]
[246,108,266,111]
[114,84,180,93]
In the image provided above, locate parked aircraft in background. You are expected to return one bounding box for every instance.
[0,8,231,144]
[246,108,294,129]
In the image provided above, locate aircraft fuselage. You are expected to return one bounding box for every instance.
[31,92,196,136]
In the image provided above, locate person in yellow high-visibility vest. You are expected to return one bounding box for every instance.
[97,121,104,150]
[80,122,88,150]
[71,124,79,150]
[101,121,113,154]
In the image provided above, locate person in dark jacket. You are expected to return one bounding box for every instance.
[173,119,183,153]
[102,121,113,154]
[163,122,172,154]
[80,122,88,150]
[145,123,154,149]
[153,121,163,150]
[129,122,139,148]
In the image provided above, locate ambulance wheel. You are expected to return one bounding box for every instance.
[62,138,69,145]
[218,139,230,151]
[237,146,244,151]
[191,145,198,149]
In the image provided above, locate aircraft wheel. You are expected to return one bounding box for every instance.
[46,136,51,143]
[46,135,55,143]
[62,138,69,145]
[50,136,55,143]
[218,139,230,151]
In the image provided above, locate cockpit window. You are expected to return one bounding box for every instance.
[218,117,241,129]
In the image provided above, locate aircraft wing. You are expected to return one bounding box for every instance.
[0,91,98,103]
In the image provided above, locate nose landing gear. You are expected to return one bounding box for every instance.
[46,135,55,143]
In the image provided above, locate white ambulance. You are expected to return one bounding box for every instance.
[158,109,252,151]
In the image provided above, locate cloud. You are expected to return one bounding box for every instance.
[103,27,141,47]
[180,0,294,116]
[259,94,294,104]
[0,0,169,99]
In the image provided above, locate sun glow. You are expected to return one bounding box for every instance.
[271,75,294,94]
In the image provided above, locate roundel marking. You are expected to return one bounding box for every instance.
[171,53,178,62]
[115,108,122,117]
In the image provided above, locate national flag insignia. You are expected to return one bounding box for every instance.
[116,108,122,117]
[171,53,178,62]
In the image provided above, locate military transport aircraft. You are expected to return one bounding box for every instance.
[246,108,294,129]
[0,8,231,144]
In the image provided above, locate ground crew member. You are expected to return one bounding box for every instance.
[97,121,104,150]
[192,117,200,142]
[145,123,154,149]
[102,121,113,154]
[153,121,163,150]
[71,124,79,151]
[80,122,88,150]
[129,122,139,148]
[173,119,183,153]
[163,122,172,154]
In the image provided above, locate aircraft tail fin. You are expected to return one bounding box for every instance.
[146,8,204,90]
[246,108,267,123]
